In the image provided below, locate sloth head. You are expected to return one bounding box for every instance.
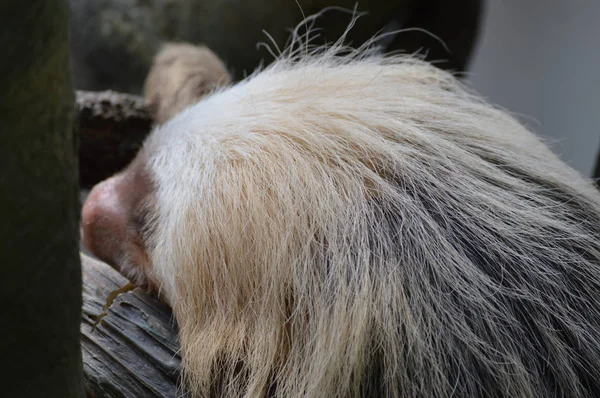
[82,46,600,397]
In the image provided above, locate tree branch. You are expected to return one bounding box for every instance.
[81,254,181,397]
[77,90,153,188]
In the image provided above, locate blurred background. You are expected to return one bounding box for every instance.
[468,0,599,177]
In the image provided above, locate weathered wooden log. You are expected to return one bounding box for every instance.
[77,90,153,188]
[80,253,181,397]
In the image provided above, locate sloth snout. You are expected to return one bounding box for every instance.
[81,176,129,266]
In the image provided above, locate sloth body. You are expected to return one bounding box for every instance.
[82,46,600,397]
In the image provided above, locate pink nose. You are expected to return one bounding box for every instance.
[81,175,129,265]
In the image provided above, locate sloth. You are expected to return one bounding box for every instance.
[81,39,600,397]
[143,42,232,125]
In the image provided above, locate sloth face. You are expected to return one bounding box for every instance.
[81,150,159,291]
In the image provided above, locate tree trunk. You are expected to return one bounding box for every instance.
[0,2,85,397]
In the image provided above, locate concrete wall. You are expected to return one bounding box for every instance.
[467,0,600,177]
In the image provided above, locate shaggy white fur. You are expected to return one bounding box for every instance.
[134,26,600,398]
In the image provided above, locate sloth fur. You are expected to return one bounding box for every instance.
[130,38,600,398]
